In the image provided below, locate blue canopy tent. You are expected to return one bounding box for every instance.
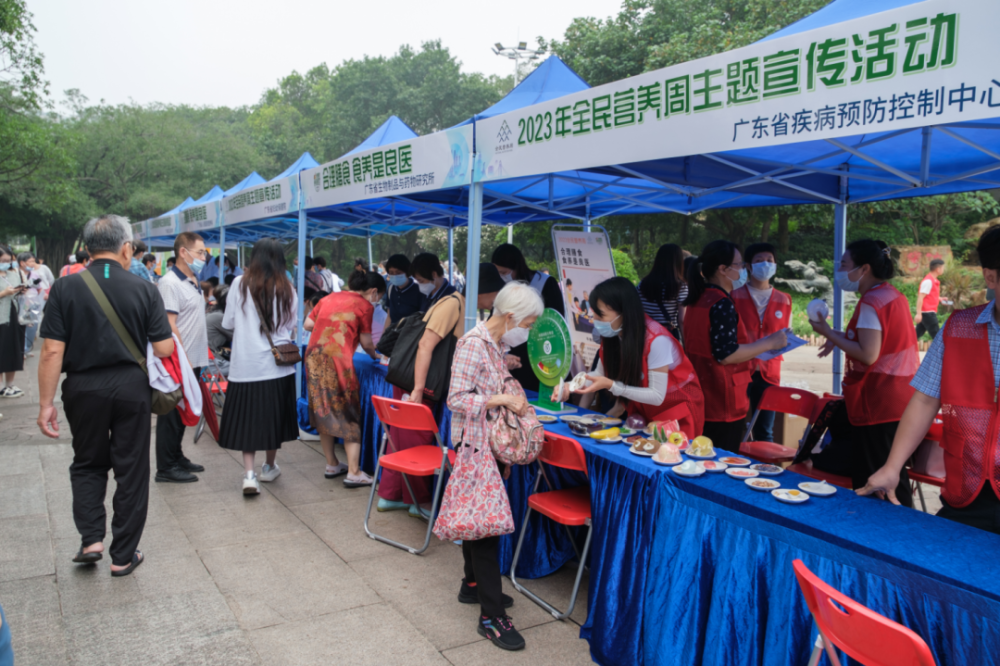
[142,197,195,247]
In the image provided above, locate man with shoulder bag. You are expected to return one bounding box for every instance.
[37,215,175,576]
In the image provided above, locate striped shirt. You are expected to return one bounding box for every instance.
[638,283,688,329]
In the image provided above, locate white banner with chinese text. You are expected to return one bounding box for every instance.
[179,200,221,234]
[146,213,179,239]
[223,175,300,227]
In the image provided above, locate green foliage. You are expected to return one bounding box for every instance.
[612,248,639,283]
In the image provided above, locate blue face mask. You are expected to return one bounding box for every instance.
[751,262,776,281]
[730,266,748,290]
[387,274,408,288]
[593,315,622,338]
[0,263,9,271]
[188,258,206,274]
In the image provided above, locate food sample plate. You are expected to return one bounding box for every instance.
[536,415,558,424]
[726,468,759,479]
[618,427,638,437]
[671,463,706,477]
[590,435,622,443]
[718,456,752,467]
[772,488,810,504]
[746,478,781,491]
[686,450,716,460]
[652,457,684,467]
[630,448,655,457]
[799,482,837,496]
[598,417,623,426]
[697,460,728,472]
[560,415,582,423]
[750,463,784,476]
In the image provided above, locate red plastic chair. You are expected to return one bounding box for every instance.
[510,432,592,620]
[786,394,852,488]
[741,387,818,464]
[910,418,945,512]
[792,559,937,666]
[364,396,455,555]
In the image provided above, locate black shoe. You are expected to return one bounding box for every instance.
[458,579,513,608]
[178,459,205,473]
[477,615,525,651]
[155,467,199,483]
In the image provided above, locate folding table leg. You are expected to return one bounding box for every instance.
[915,482,928,513]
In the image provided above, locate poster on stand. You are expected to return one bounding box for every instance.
[552,227,616,369]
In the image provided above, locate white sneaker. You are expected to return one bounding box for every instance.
[242,472,260,495]
[259,463,281,482]
[298,428,320,442]
[1,386,24,398]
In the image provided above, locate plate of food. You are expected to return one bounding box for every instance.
[629,439,659,457]
[536,415,558,424]
[798,481,837,496]
[619,426,638,437]
[671,460,706,477]
[750,463,784,476]
[718,456,752,467]
[726,468,759,479]
[590,434,622,443]
[567,422,590,437]
[652,443,683,466]
[772,488,810,504]
[686,436,715,459]
[598,417,623,427]
[746,478,781,491]
[697,460,728,473]
[560,415,582,424]
[589,427,620,441]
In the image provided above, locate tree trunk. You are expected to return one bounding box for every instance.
[36,232,80,276]
[680,215,690,247]
[777,210,791,254]
[760,211,772,242]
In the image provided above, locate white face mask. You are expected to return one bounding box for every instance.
[836,267,862,292]
[501,319,530,347]
[499,271,514,283]
[417,281,435,296]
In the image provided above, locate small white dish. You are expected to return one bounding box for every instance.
[750,463,784,476]
[718,456,752,467]
[697,460,728,473]
[598,418,623,427]
[671,462,705,477]
[590,435,622,443]
[630,448,655,457]
[559,415,582,423]
[799,481,837,496]
[745,478,781,491]
[772,488,810,504]
[726,468,759,479]
[686,450,716,460]
[653,456,684,467]
[536,415,557,424]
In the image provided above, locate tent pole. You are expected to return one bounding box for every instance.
[310,240,314,257]
[296,207,307,401]
[465,182,484,332]
[448,225,454,284]
[367,234,373,271]
[832,173,848,395]
[219,224,226,280]
[507,223,513,244]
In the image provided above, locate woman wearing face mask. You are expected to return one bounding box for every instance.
[364,271,388,347]
[683,241,788,449]
[491,243,565,393]
[554,277,705,437]
[383,254,424,329]
[411,252,457,305]
[0,245,27,398]
[731,243,793,443]
[810,239,918,506]
[303,269,380,488]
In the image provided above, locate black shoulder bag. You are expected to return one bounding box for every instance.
[385,294,461,402]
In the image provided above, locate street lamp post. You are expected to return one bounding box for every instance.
[492,41,547,86]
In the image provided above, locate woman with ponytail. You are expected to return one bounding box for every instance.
[810,239,918,506]
[682,241,788,449]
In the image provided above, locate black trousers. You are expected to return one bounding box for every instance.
[463,535,504,617]
[915,312,940,340]
[938,486,1000,535]
[63,378,151,566]
[155,366,200,473]
[851,421,912,508]
[702,419,747,452]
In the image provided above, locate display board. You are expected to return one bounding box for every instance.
[146,212,179,238]
[223,175,300,227]
[130,219,147,240]
[302,126,473,209]
[179,199,221,234]
[527,308,576,414]
[475,0,993,182]
[552,226,617,370]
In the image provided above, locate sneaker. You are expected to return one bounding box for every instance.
[259,463,281,482]
[343,471,373,488]
[477,615,525,651]
[1,386,24,398]
[408,504,431,521]
[242,472,260,495]
[298,427,320,442]
[377,498,408,512]
[458,579,513,608]
[324,463,348,479]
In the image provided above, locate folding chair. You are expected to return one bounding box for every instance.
[787,394,853,488]
[909,419,945,513]
[364,396,455,555]
[510,432,592,620]
[792,559,937,666]
[740,387,818,464]
[194,350,228,444]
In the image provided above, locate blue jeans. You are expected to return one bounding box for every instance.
[24,322,38,354]
[746,371,776,442]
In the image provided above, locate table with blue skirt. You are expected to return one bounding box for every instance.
[305,354,1000,665]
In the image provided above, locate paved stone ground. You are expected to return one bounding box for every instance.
[0,347,941,665]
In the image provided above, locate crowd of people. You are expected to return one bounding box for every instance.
[20,212,1000,652]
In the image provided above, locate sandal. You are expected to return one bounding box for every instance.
[72,547,102,564]
[324,463,348,479]
[111,550,144,577]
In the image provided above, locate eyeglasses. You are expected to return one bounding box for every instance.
[729,262,747,269]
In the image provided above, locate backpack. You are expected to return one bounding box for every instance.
[487,376,545,466]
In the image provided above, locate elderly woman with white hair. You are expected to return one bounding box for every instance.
[437,280,544,653]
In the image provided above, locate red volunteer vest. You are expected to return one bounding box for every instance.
[682,287,752,422]
[842,283,918,426]
[920,273,941,313]
[939,304,1000,508]
[601,316,705,438]
[732,285,792,385]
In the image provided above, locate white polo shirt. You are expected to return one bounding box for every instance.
[159,266,209,368]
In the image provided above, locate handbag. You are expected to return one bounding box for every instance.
[432,439,515,542]
[252,297,301,366]
[376,314,407,357]
[487,376,544,466]
[80,271,182,416]
[385,295,460,402]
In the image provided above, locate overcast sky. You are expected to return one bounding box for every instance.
[31,0,621,109]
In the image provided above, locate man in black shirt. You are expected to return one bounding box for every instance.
[37,215,174,577]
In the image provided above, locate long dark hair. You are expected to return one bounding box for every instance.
[684,240,739,306]
[589,277,645,388]
[639,243,684,303]
[240,238,294,335]
[492,243,534,282]
[846,239,895,280]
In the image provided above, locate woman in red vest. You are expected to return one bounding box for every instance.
[682,241,788,449]
[732,242,793,443]
[810,239,918,506]
[859,227,1000,533]
[555,277,705,438]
